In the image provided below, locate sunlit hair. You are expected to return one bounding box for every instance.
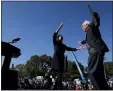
[82,20,90,26]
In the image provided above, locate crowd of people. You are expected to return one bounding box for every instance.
[17,75,113,90]
[2,4,112,90]
[17,77,85,90]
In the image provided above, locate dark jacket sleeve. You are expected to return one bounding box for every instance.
[53,32,57,45]
[81,40,86,44]
[90,12,100,28]
[65,45,77,51]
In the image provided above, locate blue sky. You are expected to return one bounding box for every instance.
[2,1,112,67]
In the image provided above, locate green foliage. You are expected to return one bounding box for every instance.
[14,54,85,80]
[63,60,84,81]
[14,54,52,77]
[14,55,113,81]
[14,64,26,77]
[104,61,113,78]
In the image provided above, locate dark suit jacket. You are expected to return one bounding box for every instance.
[81,24,109,53]
[51,32,77,72]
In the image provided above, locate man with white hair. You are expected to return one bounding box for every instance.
[78,11,109,90]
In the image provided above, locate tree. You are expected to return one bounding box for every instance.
[20,54,52,77]
[14,54,85,80]
[14,64,25,77]
[104,61,113,78]
[39,54,52,74]
[25,55,40,77]
[63,60,85,81]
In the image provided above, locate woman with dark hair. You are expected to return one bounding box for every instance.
[51,22,81,90]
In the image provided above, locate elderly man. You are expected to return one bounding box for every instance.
[78,12,109,90]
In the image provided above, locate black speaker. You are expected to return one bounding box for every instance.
[2,70,18,90]
[1,41,21,90]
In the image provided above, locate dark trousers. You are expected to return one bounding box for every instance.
[55,72,63,90]
[55,59,64,90]
[51,56,64,90]
[88,52,109,90]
